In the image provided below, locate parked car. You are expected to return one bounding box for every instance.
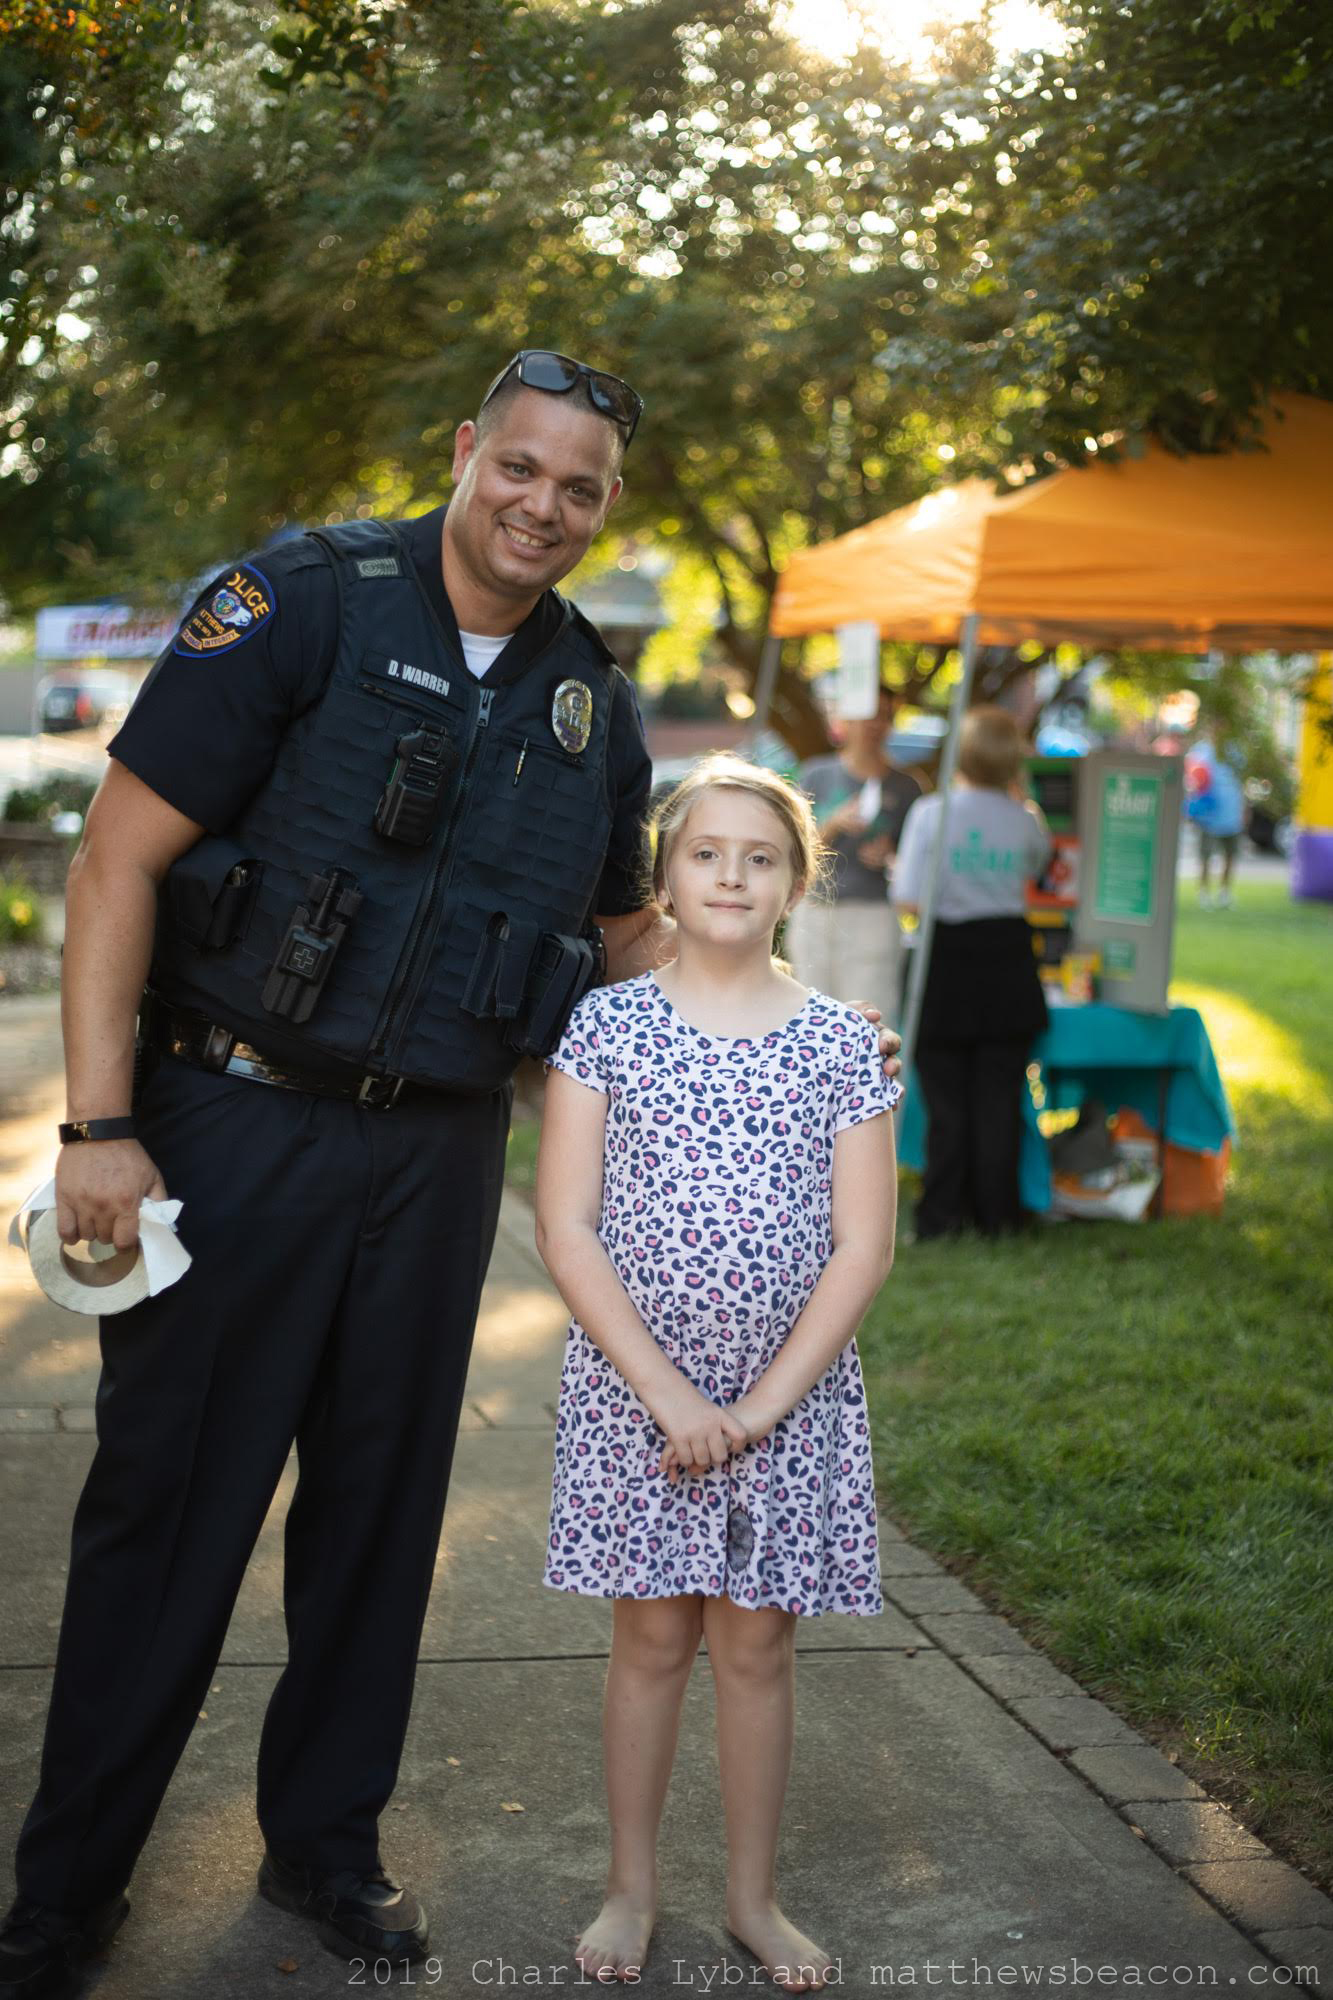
[886,715,948,780]
[37,669,138,734]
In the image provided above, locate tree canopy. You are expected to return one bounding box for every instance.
[882,0,1333,475]
[2,0,1329,749]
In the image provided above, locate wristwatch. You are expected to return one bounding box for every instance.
[58,1117,137,1144]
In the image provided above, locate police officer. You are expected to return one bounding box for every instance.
[1,350,903,1999]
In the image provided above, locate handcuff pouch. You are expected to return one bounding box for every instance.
[461,913,604,1058]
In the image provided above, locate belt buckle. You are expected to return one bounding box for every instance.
[202,1024,236,1071]
[357,1073,404,1110]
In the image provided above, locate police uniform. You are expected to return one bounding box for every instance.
[12,504,653,1913]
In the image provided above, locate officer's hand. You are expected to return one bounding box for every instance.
[848,1001,903,1084]
[54,1140,168,1253]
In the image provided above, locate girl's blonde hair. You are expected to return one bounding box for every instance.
[643,754,832,949]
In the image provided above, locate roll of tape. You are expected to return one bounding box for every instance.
[23,1206,153,1315]
[8,1172,192,1315]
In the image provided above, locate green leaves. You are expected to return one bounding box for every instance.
[885,0,1333,474]
[4,0,1330,748]
[261,8,396,100]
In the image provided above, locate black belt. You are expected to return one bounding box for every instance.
[140,991,418,1108]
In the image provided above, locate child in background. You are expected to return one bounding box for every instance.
[535,753,900,1991]
[892,705,1052,1239]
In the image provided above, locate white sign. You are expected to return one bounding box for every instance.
[36,604,177,661]
[835,620,881,720]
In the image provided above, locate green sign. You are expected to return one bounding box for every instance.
[1102,937,1137,977]
[1094,771,1161,926]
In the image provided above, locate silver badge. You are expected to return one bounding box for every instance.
[551,678,593,754]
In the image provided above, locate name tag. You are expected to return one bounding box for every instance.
[361,650,463,709]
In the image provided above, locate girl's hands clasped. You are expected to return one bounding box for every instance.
[651,1378,750,1485]
[650,1382,776,1485]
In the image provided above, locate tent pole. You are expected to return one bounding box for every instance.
[897,612,981,1087]
[749,629,782,740]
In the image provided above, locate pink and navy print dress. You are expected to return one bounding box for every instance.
[541,971,902,1617]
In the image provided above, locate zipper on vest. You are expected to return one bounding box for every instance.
[369,685,493,1065]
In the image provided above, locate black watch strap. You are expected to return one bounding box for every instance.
[58,1117,137,1144]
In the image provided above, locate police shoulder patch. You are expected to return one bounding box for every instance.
[173,564,276,657]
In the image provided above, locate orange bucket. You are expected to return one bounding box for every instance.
[1109,1105,1230,1217]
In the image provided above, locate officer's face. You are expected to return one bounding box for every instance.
[449,389,624,601]
[663,788,804,952]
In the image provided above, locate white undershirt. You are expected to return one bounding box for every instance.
[457,628,511,679]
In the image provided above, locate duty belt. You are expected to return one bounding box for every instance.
[139,989,416,1108]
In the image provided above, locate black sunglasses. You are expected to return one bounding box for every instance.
[480,349,643,447]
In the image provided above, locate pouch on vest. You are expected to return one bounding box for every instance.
[461,915,602,1058]
[263,867,364,1024]
[506,930,600,1058]
[461,912,541,1022]
[165,835,262,951]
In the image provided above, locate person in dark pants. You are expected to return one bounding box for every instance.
[891,707,1052,1240]
[17,1062,512,1924]
[2,350,905,2000]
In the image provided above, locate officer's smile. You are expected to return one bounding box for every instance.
[499,520,559,556]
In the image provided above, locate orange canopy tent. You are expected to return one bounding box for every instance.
[764,392,1333,1076]
[769,392,1333,654]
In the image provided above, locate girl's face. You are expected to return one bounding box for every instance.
[661,787,803,949]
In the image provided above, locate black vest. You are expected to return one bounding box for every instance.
[150,518,619,1091]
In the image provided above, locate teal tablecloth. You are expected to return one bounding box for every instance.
[896,1004,1236,1214]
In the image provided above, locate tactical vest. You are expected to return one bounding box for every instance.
[149,517,619,1092]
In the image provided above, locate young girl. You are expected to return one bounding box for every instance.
[534,753,901,1991]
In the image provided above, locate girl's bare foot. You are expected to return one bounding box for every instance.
[573,1888,656,1982]
[726,1896,835,1992]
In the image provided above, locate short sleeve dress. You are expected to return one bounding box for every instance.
[541,970,902,1617]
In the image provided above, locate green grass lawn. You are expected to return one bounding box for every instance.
[860,876,1333,1889]
[506,877,1333,1887]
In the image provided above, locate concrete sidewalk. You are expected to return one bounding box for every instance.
[1,995,1328,1997]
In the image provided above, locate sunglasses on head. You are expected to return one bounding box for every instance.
[480,349,643,447]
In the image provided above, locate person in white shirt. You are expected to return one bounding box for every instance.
[892,707,1052,1240]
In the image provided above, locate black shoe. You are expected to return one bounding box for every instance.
[256,1850,429,1965]
[0,1892,129,2000]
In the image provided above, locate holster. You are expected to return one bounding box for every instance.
[461,911,605,1059]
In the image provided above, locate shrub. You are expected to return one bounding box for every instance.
[2,774,98,825]
[0,871,45,945]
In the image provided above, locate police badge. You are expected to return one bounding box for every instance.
[550,678,593,755]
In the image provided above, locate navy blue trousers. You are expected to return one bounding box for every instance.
[14,1048,511,1910]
